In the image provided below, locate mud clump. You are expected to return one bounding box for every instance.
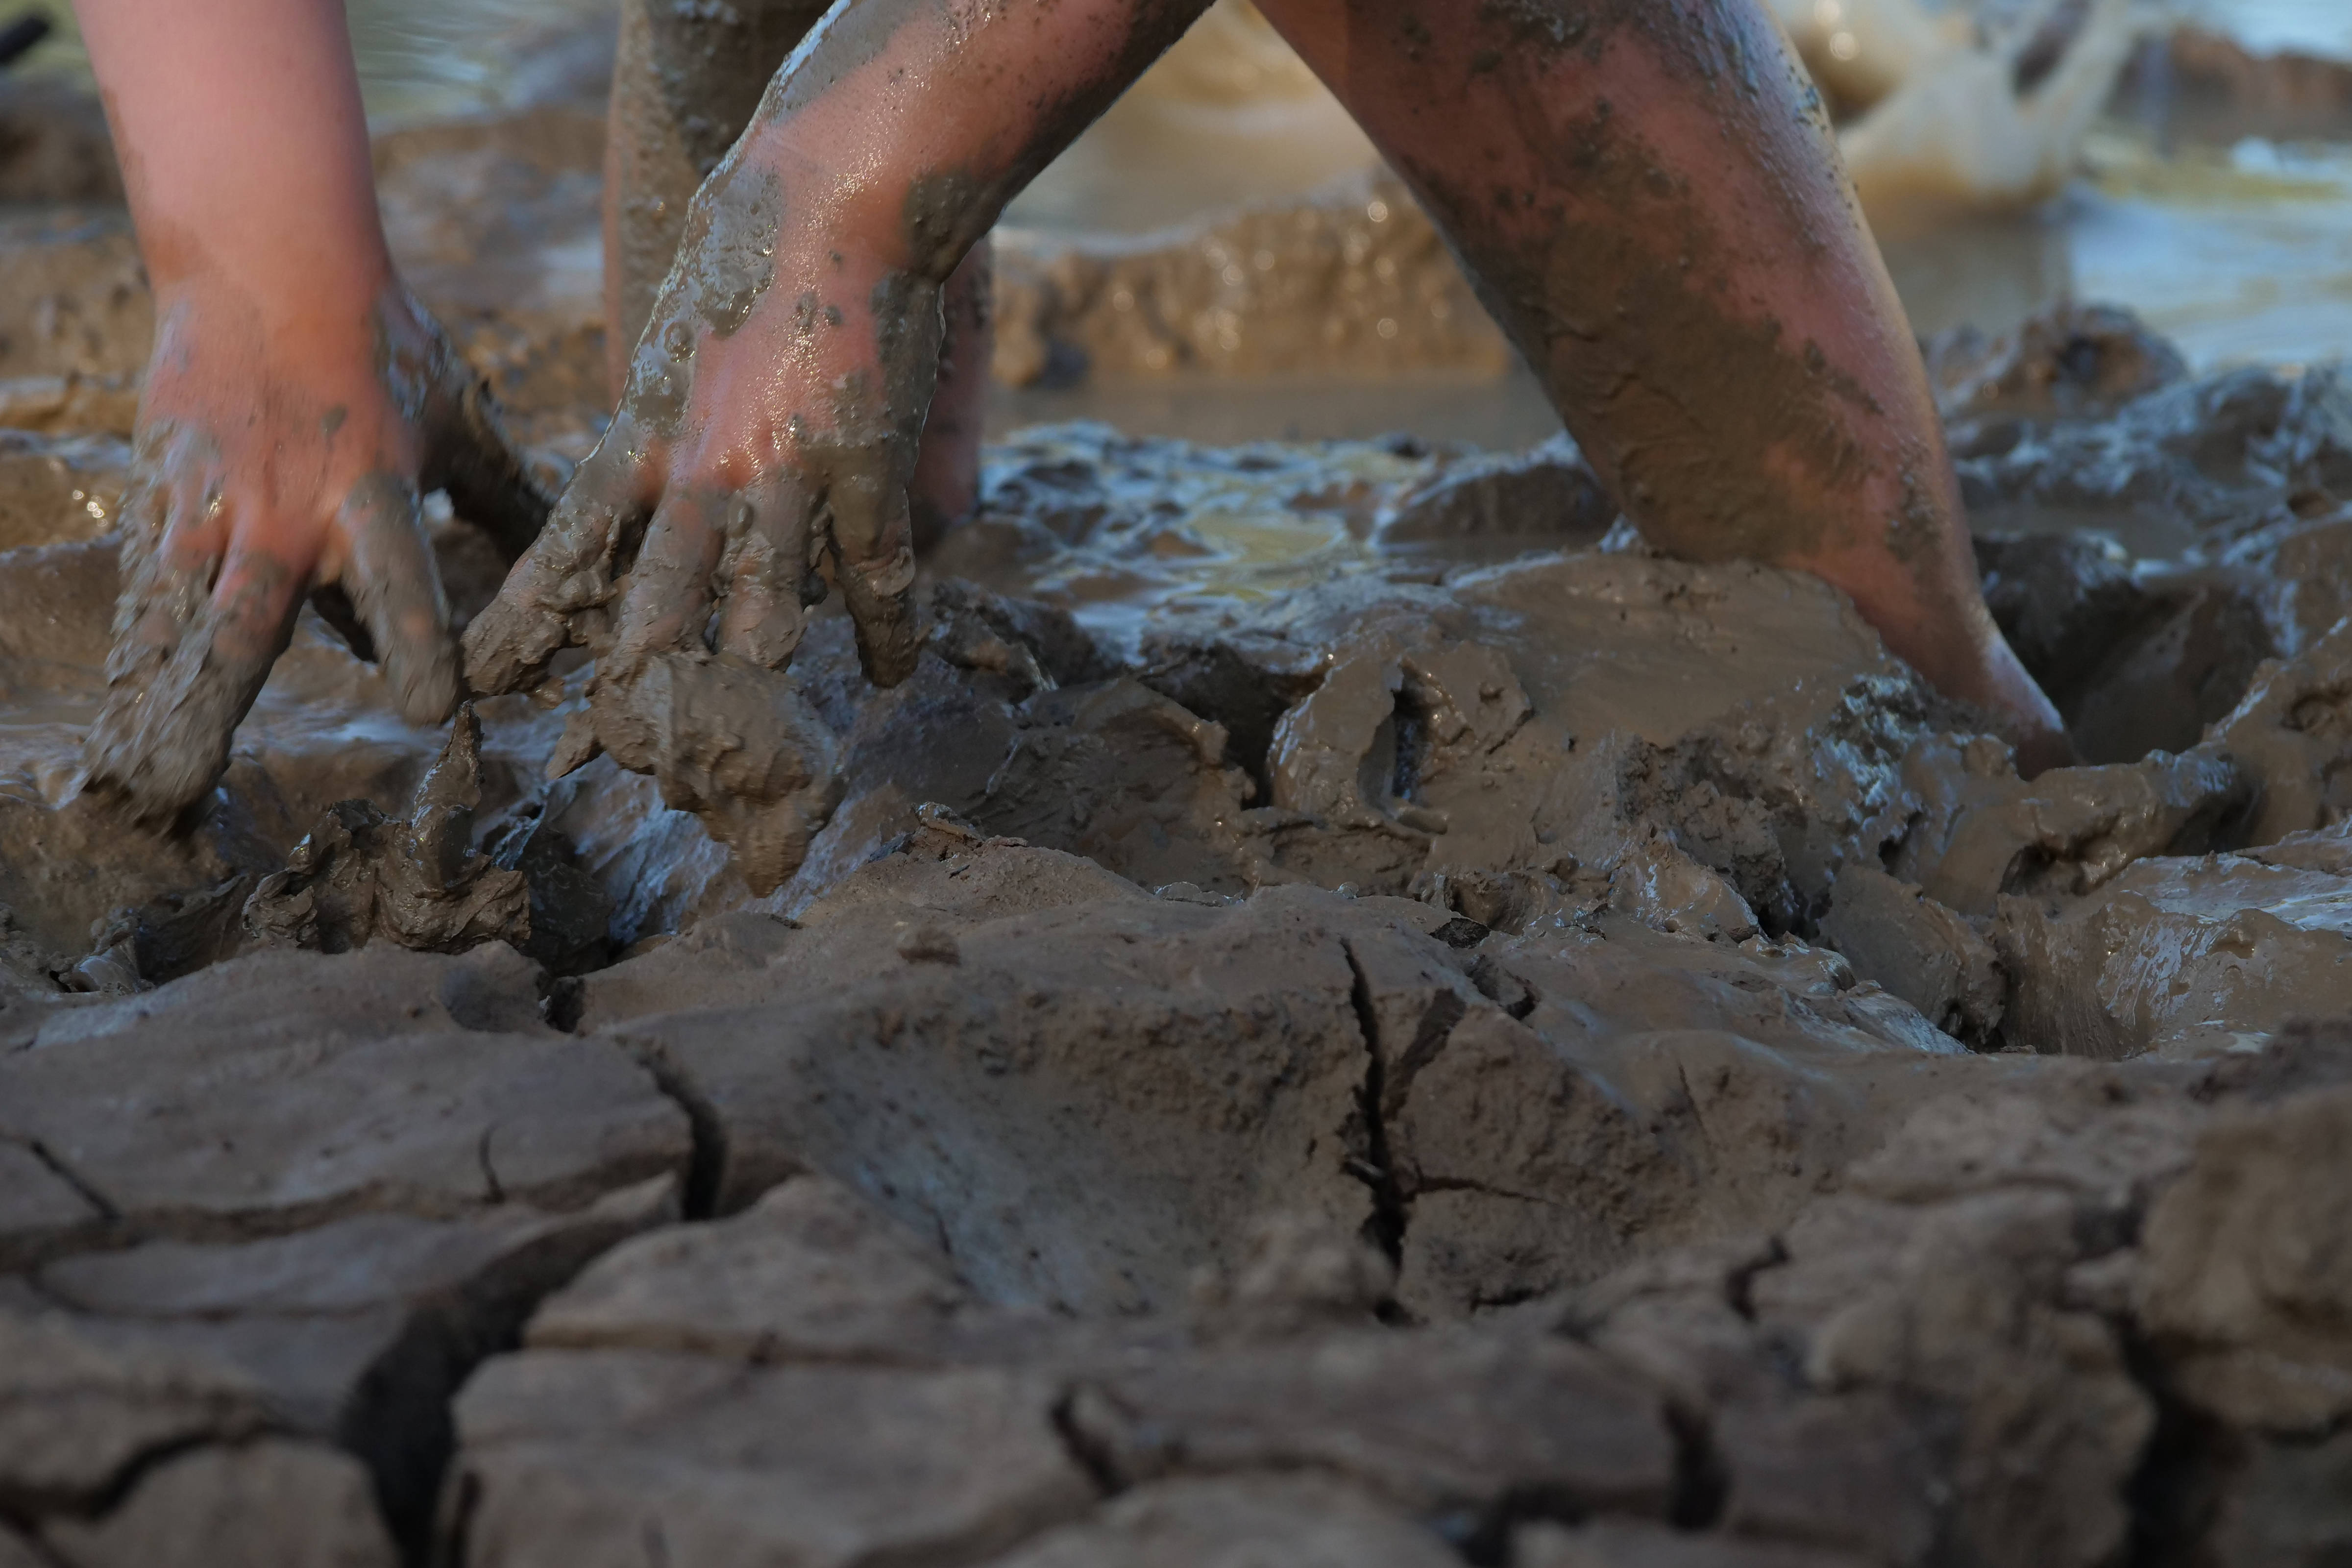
[243,705,532,957]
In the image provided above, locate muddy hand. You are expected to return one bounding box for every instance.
[464,0,1209,892]
[463,170,938,704]
[85,288,548,822]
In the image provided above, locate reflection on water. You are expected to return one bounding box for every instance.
[2071,131,2352,366]
[1881,130,2352,368]
[960,425,1438,641]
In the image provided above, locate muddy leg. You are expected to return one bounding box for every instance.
[603,0,832,390]
[1258,0,2067,769]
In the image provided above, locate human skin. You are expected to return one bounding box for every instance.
[73,0,545,821]
[462,0,1217,759]
[468,0,2067,778]
[1260,0,2067,770]
[598,0,993,550]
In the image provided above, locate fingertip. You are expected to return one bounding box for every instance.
[334,472,465,725]
[837,538,920,687]
[391,641,462,726]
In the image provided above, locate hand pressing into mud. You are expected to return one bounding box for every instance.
[465,0,1213,893]
[462,164,917,889]
[83,284,546,820]
[72,0,548,822]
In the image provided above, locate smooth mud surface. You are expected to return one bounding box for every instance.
[9,16,2352,1568]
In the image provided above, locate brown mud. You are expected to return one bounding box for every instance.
[7,29,2352,1568]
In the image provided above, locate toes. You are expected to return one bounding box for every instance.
[337,471,459,726]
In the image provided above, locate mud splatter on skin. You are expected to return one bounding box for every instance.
[687,170,786,340]
[1407,113,1870,565]
[82,288,547,823]
[1284,0,1946,573]
[471,0,1218,887]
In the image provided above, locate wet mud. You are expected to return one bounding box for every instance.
[8,31,2352,1567]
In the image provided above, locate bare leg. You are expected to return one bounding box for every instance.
[1259,0,2067,769]
[603,0,991,541]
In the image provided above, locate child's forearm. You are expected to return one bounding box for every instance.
[724,0,1203,290]
[75,0,391,323]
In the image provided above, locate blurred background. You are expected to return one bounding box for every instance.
[1,0,2348,443]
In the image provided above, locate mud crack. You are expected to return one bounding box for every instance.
[1342,944,1410,1282]
[20,1134,118,1222]
[617,1035,730,1221]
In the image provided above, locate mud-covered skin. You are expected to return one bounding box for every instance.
[466,0,1214,883]
[1253,0,2065,768]
[83,285,547,821]
[495,0,2058,794]
[71,0,550,823]
[602,0,1005,545]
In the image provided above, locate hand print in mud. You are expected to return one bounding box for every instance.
[83,284,547,822]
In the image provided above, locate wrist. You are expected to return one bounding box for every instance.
[149,258,400,358]
[728,129,930,283]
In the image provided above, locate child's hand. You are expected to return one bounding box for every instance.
[82,283,546,819]
[466,161,932,705]
[462,0,1207,891]
[461,150,934,891]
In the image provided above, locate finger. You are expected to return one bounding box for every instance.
[101,461,209,682]
[608,485,726,681]
[461,431,647,694]
[337,471,459,725]
[86,529,306,822]
[84,458,222,800]
[714,473,820,669]
[818,441,920,686]
[426,362,554,563]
